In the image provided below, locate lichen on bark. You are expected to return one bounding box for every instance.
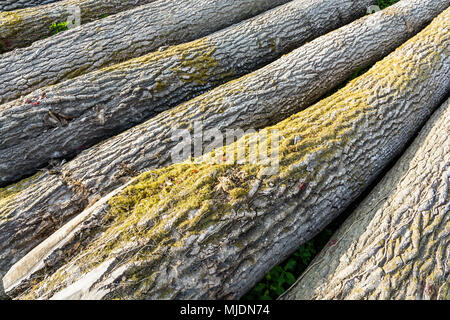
[7,7,449,299]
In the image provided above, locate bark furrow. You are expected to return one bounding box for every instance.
[0,0,292,104]
[0,0,58,12]
[0,0,158,53]
[0,0,378,185]
[0,0,443,285]
[280,97,450,300]
[2,9,449,299]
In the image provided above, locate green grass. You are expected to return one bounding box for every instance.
[49,21,69,35]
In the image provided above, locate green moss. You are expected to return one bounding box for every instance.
[229,187,248,199]
[170,39,234,85]
[269,38,277,52]
[0,11,22,27]
[64,65,90,79]
[155,80,167,92]
[100,37,235,91]
[26,12,447,296]
[49,21,69,35]
[0,172,42,205]
[0,172,42,220]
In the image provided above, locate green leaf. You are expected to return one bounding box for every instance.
[286,272,296,285]
[284,259,297,271]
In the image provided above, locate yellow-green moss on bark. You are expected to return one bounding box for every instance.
[13,6,450,300]
[0,172,42,220]
[31,33,446,294]
[101,37,233,88]
[0,11,22,27]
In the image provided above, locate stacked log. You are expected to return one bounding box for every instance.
[0,0,292,103]
[2,7,448,299]
[0,0,380,184]
[280,97,449,300]
[0,0,158,52]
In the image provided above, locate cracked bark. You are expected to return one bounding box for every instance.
[0,0,58,11]
[0,0,292,104]
[280,97,450,300]
[0,0,378,185]
[2,8,449,299]
[0,0,158,53]
[0,0,443,288]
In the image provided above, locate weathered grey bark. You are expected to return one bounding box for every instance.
[0,0,378,185]
[0,0,446,294]
[280,97,450,300]
[0,0,158,53]
[0,0,291,104]
[3,9,449,299]
[0,0,58,11]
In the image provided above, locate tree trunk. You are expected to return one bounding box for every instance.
[0,0,292,104]
[0,0,379,185]
[3,9,449,299]
[280,97,450,300]
[0,0,57,11]
[0,0,443,286]
[0,0,158,53]
[0,0,446,294]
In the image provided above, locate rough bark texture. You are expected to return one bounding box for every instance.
[3,10,449,299]
[0,0,378,185]
[0,0,58,11]
[0,0,291,104]
[0,0,158,53]
[280,97,450,300]
[0,0,443,288]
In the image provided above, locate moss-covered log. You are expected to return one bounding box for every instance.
[0,0,446,293]
[0,0,57,11]
[0,0,158,53]
[3,9,449,299]
[0,0,378,185]
[0,0,292,104]
[0,0,442,285]
[280,97,450,300]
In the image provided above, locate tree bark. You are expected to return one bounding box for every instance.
[0,0,443,284]
[0,0,378,185]
[3,9,449,299]
[0,0,58,11]
[280,97,450,300]
[0,0,158,53]
[0,0,291,104]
